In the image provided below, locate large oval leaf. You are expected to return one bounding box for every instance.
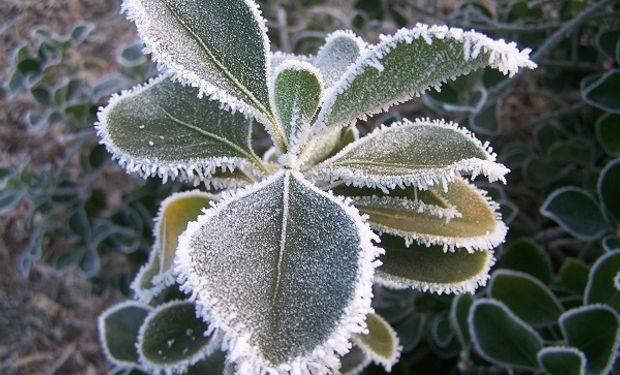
[312,118,509,191]
[584,250,620,313]
[175,171,382,373]
[97,76,265,184]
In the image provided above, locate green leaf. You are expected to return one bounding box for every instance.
[489,270,564,326]
[375,235,494,294]
[339,345,370,375]
[313,30,366,89]
[312,118,509,191]
[496,238,552,284]
[537,347,586,375]
[468,299,543,370]
[99,301,152,368]
[185,349,227,375]
[314,24,535,130]
[585,251,620,313]
[449,293,474,347]
[393,313,426,352]
[353,313,401,371]
[540,187,607,240]
[603,235,620,252]
[175,171,382,373]
[343,177,506,251]
[596,114,620,156]
[97,75,265,184]
[122,0,277,132]
[560,305,620,375]
[583,70,620,113]
[131,191,215,302]
[559,258,590,295]
[598,158,620,227]
[138,300,214,373]
[272,61,323,143]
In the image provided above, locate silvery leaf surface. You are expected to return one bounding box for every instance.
[314,23,536,131]
[96,76,265,184]
[175,171,383,374]
[313,30,367,89]
[311,118,509,191]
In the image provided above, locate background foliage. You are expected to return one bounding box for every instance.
[1,0,619,373]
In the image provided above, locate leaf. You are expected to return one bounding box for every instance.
[449,293,474,347]
[496,238,552,284]
[138,300,215,373]
[341,177,506,251]
[374,235,494,294]
[598,158,620,227]
[313,30,366,89]
[540,187,607,240]
[559,305,620,375]
[185,349,227,375]
[174,171,382,373]
[312,118,509,191]
[537,347,586,375]
[131,191,215,302]
[583,70,620,113]
[488,270,564,326]
[339,346,370,375]
[596,113,620,156]
[353,313,401,371]
[314,24,535,131]
[121,0,278,132]
[98,301,152,368]
[584,250,620,313]
[559,258,590,295]
[468,299,543,370]
[96,75,265,184]
[393,313,426,352]
[272,61,323,144]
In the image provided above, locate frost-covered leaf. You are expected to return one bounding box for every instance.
[137,300,215,373]
[340,177,506,251]
[559,305,620,375]
[488,270,564,326]
[449,293,474,347]
[353,313,401,371]
[468,299,543,370]
[175,171,382,373]
[559,258,590,295]
[99,301,152,368]
[537,347,586,375]
[598,158,620,227]
[314,24,535,130]
[272,61,322,144]
[496,238,552,284]
[375,235,494,294]
[131,191,216,302]
[96,76,265,184]
[339,346,370,375]
[313,30,366,89]
[185,349,227,375]
[584,250,620,313]
[122,0,278,132]
[583,70,620,113]
[311,118,509,191]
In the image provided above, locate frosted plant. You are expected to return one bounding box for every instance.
[95,1,536,374]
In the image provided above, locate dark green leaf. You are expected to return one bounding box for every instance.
[585,251,620,313]
[583,70,620,113]
[597,30,620,59]
[537,347,586,375]
[99,301,152,367]
[598,158,620,227]
[559,258,590,295]
[450,293,474,347]
[496,238,552,284]
[596,114,620,156]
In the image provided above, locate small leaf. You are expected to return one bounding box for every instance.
[598,158,620,227]
[70,23,94,43]
[603,235,620,252]
[138,301,214,373]
[468,299,543,370]
[175,171,382,373]
[583,70,620,113]
[449,293,474,347]
[99,301,152,368]
[537,347,586,375]
[97,75,264,184]
[496,238,552,284]
[185,349,227,375]
[314,24,535,130]
[375,235,494,294]
[339,345,369,375]
[540,187,607,240]
[393,313,426,352]
[353,313,401,371]
[559,258,590,295]
[272,61,322,143]
[312,118,509,191]
[584,250,620,313]
[596,113,620,156]
[488,270,564,326]
[313,30,366,89]
[560,305,620,375]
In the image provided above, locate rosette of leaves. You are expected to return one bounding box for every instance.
[95,0,535,373]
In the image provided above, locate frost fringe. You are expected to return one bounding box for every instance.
[174,171,384,374]
[536,347,587,375]
[311,118,510,192]
[313,23,536,131]
[375,251,495,295]
[352,314,402,372]
[95,75,260,186]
